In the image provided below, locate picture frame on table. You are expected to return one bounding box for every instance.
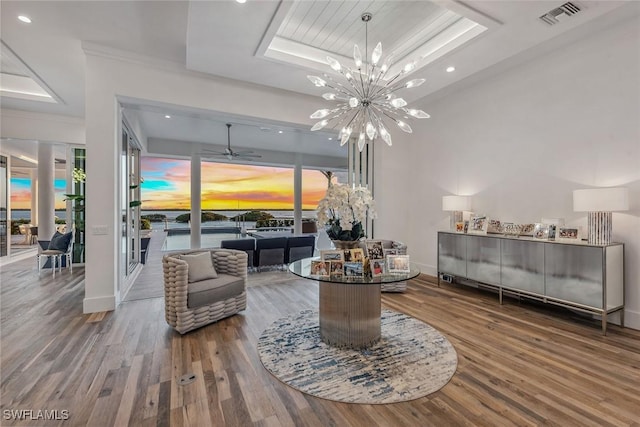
[365,241,384,260]
[329,260,344,277]
[344,262,364,277]
[556,226,582,243]
[387,255,410,274]
[468,216,488,235]
[383,248,398,258]
[370,259,385,277]
[455,222,465,233]
[349,248,365,263]
[532,223,549,240]
[310,260,329,277]
[548,224,557,240]
[321,250,344,262]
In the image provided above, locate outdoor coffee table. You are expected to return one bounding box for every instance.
[289,257,420,349]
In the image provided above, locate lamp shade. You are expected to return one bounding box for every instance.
[442,195,471,211]
[573,187,629,212]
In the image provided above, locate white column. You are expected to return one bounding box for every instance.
[294,152,302,235]
[84,55,118,314]
[37,143,55,240]
[190,153,201,249]
[30,169,38,225]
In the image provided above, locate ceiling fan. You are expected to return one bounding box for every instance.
[200,123,262,161]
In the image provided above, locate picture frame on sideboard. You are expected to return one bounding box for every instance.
[468,216,488,235]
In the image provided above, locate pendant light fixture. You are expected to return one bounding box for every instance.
[307,12,430,151]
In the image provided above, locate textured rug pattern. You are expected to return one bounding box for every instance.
[257,309,457,404]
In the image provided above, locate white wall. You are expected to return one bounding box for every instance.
[375,16,640,329]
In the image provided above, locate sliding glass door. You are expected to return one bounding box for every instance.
[120,123,141,284]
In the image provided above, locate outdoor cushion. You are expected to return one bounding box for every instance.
[48,231,72,251]
[187,274,245,308]
[181,252,218,283]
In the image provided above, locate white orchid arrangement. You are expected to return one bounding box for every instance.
[317,184,376,241]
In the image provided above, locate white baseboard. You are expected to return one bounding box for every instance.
[83,295,116,314]
[623,309,640,331]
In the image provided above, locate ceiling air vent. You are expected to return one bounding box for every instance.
[540,2,582,25]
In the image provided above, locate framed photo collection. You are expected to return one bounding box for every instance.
[387,255,410,274]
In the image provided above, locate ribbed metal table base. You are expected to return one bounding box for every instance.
[319,281,381,349]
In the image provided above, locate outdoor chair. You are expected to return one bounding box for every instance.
[140,237,151,264]
[285,235,316,263]
[220,238,256,268]
[30,226,38,245]
[255,237,287,270]
[37,231,73,277]
[162,248,247,334]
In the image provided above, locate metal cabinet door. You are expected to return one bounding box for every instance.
[466,235,501,286]
[437,233,467,277]
[545,244,603,309]
[501,239,545,295]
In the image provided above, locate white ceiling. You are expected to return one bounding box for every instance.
[0,0,637,161]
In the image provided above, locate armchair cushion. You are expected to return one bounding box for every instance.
[187,274,245,309]
[181,252,218,283]
[48,231,72,251]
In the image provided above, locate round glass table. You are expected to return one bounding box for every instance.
[289,257,420,349]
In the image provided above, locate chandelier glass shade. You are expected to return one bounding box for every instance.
[307,12,430,151]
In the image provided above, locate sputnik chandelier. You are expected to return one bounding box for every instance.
[307,12,430,151]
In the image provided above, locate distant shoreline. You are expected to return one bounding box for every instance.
[140,209,318,212]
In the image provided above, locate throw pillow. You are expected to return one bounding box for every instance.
[181,252,218,283]
[48,231,72,251]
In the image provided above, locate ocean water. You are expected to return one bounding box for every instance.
[11,209,317,223]
[12,210,67,220]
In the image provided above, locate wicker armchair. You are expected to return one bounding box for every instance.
[163,248,248,334]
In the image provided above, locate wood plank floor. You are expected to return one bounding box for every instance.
[1,256,639,426]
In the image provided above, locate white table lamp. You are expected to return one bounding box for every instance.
[442,195,471,231]
[573,187,629,244]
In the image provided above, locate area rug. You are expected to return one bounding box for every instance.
[257,309,457,404]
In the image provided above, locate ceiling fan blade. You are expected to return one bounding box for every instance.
[237,153,262,158]
[200,150,227,155]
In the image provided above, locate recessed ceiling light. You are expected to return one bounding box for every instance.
[164,115,171,119]
[18,15,32,24]
[328,137,333,141]
[278,130,283,134]
[446,66,456,73]
[236,0,247,3]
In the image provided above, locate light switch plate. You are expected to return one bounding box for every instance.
[92,225,108,235]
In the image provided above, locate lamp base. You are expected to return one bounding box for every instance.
[449,211,463,231]
[587,211,612,245]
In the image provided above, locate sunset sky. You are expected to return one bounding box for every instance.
[11,178,66,210]
[141,158,332,210]
[10,159,339,212]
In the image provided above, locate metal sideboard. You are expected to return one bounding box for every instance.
[437,231,624,334]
